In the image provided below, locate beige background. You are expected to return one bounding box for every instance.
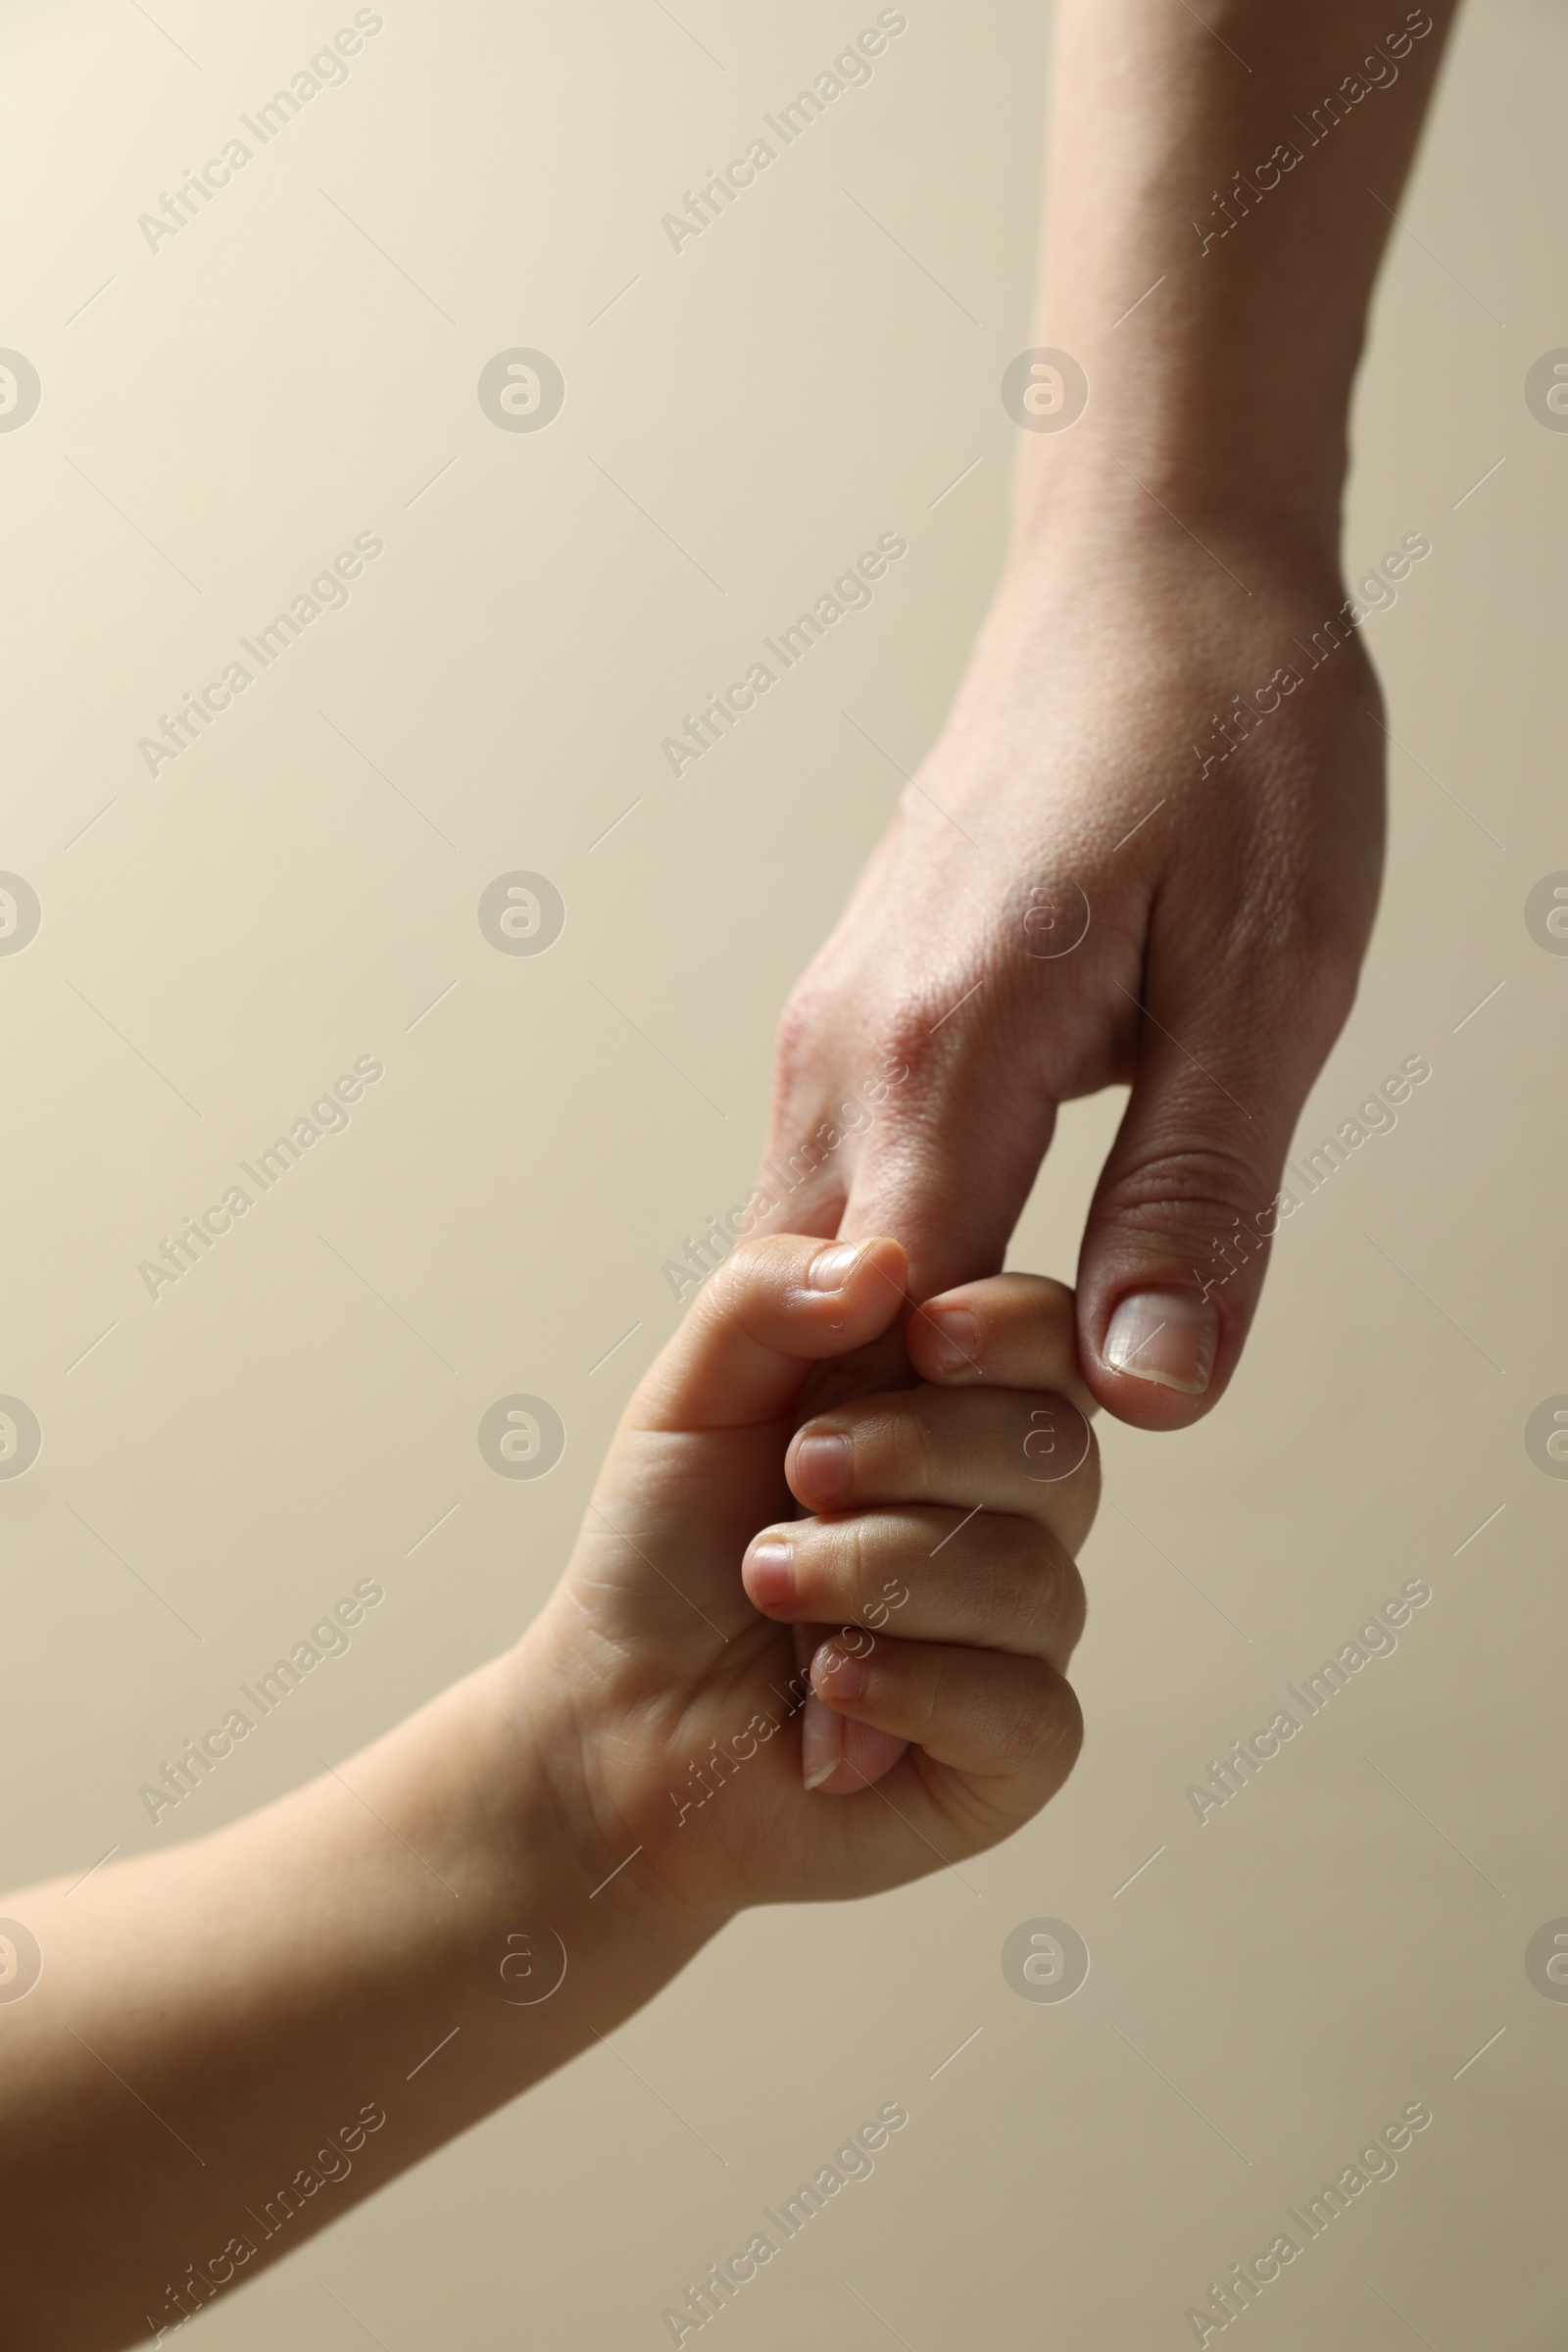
[1,0,1564,2343]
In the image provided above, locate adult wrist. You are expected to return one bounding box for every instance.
[1004,292,1356,565]
[1008,418,1347,574]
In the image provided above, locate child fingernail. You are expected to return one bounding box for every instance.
[1103,1291,1218,1395]
[812,1640,869,1702]
[801,1693,844,1789]
[745,1539,795,1607]
[923,1306,980,1376]
[808,1243,863,1291]
[794,1432,852,1501]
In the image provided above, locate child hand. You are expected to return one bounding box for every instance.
[0,1235,1096,2329]
[516,1235,1097,1925]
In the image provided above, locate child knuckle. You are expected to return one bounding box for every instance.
[996,1534,1056,1640]
[902,1402,944,1495]
[912,1646,951,1743]
[841,1516,875,1612]
[999,1665,1079,1775]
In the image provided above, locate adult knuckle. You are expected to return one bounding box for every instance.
[1294,928,1363,1035]
[878,992,934,1069]
[1100,1144,1267,1237]
[770,987,852,1120]
[1239,897,1367,1042]
[875,983,977,1101]
[773,978,829,1074]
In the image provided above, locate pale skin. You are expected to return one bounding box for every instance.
[1,7,1465,2339]
[763,0,1459,1788]
[765,0,1460,1411]
[0,1237,1097,2349]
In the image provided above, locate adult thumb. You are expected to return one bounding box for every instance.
[1075,957,1349,1430]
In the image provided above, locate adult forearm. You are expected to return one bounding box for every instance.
[763,9,1456,1431]
[1020,0,1459,540]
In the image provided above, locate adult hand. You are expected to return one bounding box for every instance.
[757,0,1457,1428]
[760,502,1385,1428]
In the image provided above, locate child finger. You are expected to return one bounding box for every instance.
[743,1508,1085,1674]
[632,1233,907,1433]
[786,1383,1100,1551]
[809,1633,1083,1798]
[906,1272,1096,1417]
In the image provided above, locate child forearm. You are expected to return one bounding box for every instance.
[0,1238,1099,2347]
[0,1652,710,2351]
